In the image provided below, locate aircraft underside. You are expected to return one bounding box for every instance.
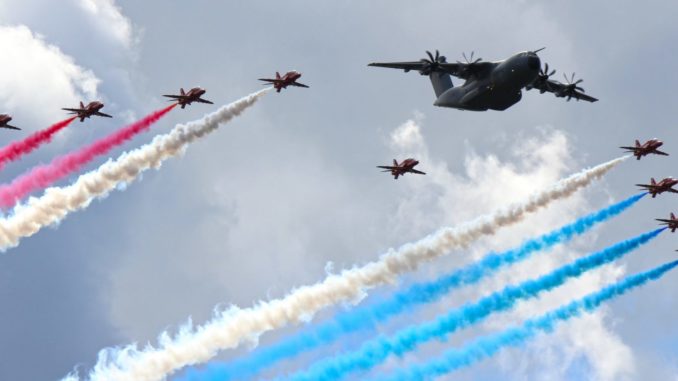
[435,84,523,111]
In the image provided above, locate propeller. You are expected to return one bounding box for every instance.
[561,72,585,101]
[417,50,447,75]
[527,62,556,92]
[456,51,483,77]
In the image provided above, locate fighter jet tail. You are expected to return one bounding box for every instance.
[429,71,453,98]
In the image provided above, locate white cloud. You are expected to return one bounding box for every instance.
[385,117,634,381]
[0,25,100,125]
[76,0,135,49]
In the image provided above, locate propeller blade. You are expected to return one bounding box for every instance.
[426,50,434,62]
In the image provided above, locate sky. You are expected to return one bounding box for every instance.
[0,1,678,380]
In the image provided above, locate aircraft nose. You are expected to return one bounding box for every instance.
[527,54,540,70]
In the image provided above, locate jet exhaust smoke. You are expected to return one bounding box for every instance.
[0,90,268,251]
[179,193,645,381]
[285,229,663,381]
[0,117,76,170]
[64,156,625,381]
[378,260,678,381]
[0,104,176,209]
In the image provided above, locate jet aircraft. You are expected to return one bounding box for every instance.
[0,114,20,130]
[636,177,678,198]
[163,87,214,109]
[368,49,597,111]
[620,139,668,160]
[62,101,113,122]
[377,158,426,179]
[258,71,309,93]
[657,213,678,232]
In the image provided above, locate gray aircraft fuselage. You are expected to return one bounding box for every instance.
[434,52,540,111]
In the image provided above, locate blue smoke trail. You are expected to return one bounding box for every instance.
[177,194,644,381]
[378,260,678,381]
[284,228,663,381]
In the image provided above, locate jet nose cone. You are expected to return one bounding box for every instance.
[527,54,540,70]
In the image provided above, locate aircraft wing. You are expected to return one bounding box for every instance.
[94,111,113,118]
[1,125,20,130]
[377,165,398,170]
[635,184,655,189]
[163,94,187,100]
[619,146,637,151]
[62,107,85,113]
[533,79,599,102]
[368,61,493,80]
[408,169,426,175]
[195,98,214,104]
[656,219,673,223]
[290,82,309,88]
[258,78,278,83]
[668,188,678,194]
[655,150,669,156]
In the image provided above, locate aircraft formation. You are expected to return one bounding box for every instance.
[2,46,677,381]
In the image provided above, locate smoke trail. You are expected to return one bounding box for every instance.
[179,193,645,381]
[0,104,176,209]
[64,157,625,381]
[0,117,76,170]
[284,229,663,381]
[378,260,678,381]
[0,90,268,251]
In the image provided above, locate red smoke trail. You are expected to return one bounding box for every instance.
[0,117,76,170]
[0,104,177,209]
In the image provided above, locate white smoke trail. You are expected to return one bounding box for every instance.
[66,156,627,381]
[0,89,269,250]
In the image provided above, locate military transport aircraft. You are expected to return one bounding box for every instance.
[258,71,309,93]
[657,213,678,232]
[62,101,113,122]
[163,87,214,109]
[0,114,20,130]
[368,49,597,111]
[377,158,426,180]
[636,177,678,198]
[620,139,668,160]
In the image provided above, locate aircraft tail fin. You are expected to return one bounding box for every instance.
[651,178,657,185]
[429,72,454,98]
[393,159,398,166]
[276,72,281,79]
[672,212,676,220]
[80,101,84,108]
[180,88,185,95]
[636,140,641,147]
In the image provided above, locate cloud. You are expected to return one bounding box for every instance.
[0,25,100,125]
[76,0,135,49]
[384,117,634,381]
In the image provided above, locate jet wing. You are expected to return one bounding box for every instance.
[408,169,426,175]
[656,219,674,223]
[62,107,85,113]
[368,61,493,80]
[290,82,309,88]
[654,150,669,156]
[533,79,599,102]
[163,94,187,100]
[195,98,214,104]
[1,125,20,130]
[619,146,638,151]
[377,165,398,170]
[94,111,113,118]
[668,188,678,194]
[258,78,278,83]
[636,184,654,188]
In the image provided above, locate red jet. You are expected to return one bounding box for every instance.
[258,71,309,93]
[62,101,113,122]
[0,114,20,130]
[163,87,214,109]
[377,158,426,180]
[636,177,678,198]
[620,139,668,160]
[657,213,678,232]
